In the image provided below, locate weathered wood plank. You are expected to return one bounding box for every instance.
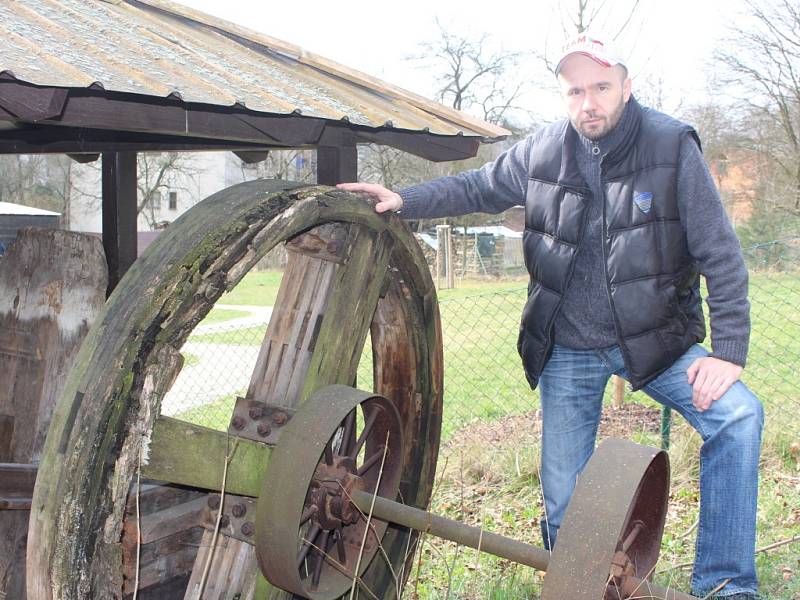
[128,539,203,594]
[0,415,12,460]
[122,527,203,594]
[183,531,256,600]
[142,417,270,498]
[299,225,395,401]
[0,463,37,508]
[124,496,207,546]
[0,229,106,600]
[124,481,205,518]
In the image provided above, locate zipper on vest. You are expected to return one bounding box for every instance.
[599,158,634,386]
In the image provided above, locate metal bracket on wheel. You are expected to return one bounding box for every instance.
[227,397,296,445]
[201,493,257,545]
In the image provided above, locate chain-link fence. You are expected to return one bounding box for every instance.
[411,236,800,446]
[156,236,799,598]
[162,237,799,446]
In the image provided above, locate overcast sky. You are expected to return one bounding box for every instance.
[177,0,748,124]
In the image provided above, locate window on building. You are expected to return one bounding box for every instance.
[169,191,178,210]
[151,191,162,210]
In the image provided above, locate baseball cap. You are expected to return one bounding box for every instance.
[555,32,626,75]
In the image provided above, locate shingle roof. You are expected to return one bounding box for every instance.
[0,0,509,140]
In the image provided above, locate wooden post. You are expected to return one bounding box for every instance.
[0,229,107,600]
[316,146,357,185]
[102,151,138,295]
[613,375,626,408]
[436,224,454,290]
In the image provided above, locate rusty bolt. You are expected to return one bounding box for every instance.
[272,411,288,425]
[207,494,221,509]
[219,515,230,528]
[241,521,255,537]
[249,405,264,420]
[231,416,245,430]
[257,422,272,437]
[232,503,247,518]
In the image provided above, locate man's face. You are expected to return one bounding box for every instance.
[557,54,632,140]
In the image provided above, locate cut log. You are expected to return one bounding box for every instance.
[0,228,106,600]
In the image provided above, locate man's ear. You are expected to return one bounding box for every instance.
[622,77,632,103]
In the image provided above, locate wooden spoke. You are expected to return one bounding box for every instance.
[140,417,269,497]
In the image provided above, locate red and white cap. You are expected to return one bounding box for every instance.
[555,32,626,75]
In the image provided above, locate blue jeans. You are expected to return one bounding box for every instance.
[538,343,764,597]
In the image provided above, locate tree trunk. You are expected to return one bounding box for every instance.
[0,228,107,599]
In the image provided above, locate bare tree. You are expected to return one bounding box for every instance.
[537,0,644,73]
[564,0,642,36]
[235,149,315,184]
[136,153,199,228]
[413,19,527,125]
[0,155,83,227]
[0,155,49,206]
[715,0,800,217]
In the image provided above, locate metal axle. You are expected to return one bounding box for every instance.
[350,489,698,600]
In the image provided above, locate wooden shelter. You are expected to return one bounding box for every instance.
[0,2,507,597]
[0,0,508,289]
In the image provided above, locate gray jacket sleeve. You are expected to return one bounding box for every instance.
[678,137,750,366]
[397,134,535,219]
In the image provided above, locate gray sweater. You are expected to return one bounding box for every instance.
[398,101,750,366]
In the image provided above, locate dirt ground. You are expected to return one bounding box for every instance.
[444,401,664,450]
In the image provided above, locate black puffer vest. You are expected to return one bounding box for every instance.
[517,103,706,391]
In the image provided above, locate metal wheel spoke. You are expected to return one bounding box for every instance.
[339,411,356,456]
[296,523,322,571]
[323,441,334,466]
[300,505,318,526]
[357,446,386,476]
[312,530,330,588]
[335,527,347,563]
[350,408,378,459]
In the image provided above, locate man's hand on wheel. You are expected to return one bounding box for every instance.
[336,183,403,214]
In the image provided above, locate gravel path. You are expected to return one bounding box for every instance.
[161,304,271,416]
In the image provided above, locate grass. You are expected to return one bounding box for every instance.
[191,326,265,345]
[170,266,800,599]
[175,391,241,429]
[217,270,283,306]
[181,351,200,367]
[410,418,800,600]
[201,307,249,324]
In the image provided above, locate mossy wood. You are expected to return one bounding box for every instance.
[28,181,443,600]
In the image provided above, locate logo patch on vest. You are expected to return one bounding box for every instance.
[634,192,654,214]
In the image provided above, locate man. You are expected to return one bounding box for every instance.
[339,32,764,600]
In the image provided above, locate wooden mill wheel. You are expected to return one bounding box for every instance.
[27,180,443,600]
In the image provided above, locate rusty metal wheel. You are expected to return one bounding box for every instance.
[28,180,443,600]
[541,438,670,600]
[257,385,406,599]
